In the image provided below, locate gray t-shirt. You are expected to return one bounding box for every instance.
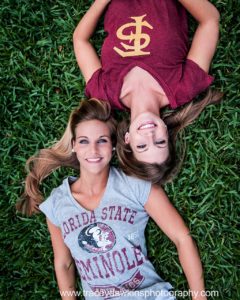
[39,167,175,300]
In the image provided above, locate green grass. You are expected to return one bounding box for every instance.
[1,0,239,299]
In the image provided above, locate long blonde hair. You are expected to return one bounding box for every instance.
[17,99,117,215]
[116,90,223,185]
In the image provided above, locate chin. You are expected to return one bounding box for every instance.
[89,164,110,174]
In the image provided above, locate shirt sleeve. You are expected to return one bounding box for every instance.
[85,68,108,101]
[125,174,152,207]
[39,190,60,227]
[172,58,214,108]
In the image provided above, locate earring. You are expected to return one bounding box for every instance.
[72,149,75,153]
[112,147,116,151]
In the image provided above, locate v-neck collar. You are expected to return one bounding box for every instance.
[65,168,113,212]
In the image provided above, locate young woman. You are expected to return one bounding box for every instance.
[73,0,222,184]
[18,99,208,299]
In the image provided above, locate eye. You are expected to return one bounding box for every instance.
[98,138,108,143]
[136,144,147,149]
[155,140,166,145]
[79,139,89,144]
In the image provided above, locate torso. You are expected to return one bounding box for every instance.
[86,1,212,110]
[39,167,174,299]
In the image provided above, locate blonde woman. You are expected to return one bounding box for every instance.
[18,99,208,300]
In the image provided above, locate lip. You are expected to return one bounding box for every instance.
[138,122,157,130]
[85,157,103,163]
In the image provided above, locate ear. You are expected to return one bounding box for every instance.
[124,132,130,144]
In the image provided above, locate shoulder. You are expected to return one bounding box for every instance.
[39,177,77,226]
[110,166,148,184]
[40,177,76,210]
[49,177,72,198]
[172,59,214,108]
[110,167,146,184]
[110,167,152,207]
[85,68,107,99]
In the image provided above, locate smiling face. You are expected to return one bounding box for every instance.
[125,112,169,164]
[72,120,113,174]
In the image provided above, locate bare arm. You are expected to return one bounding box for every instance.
[47,218,77,300]
[73,0,111,82]
[145,186,207,300]
[179,0,220,73]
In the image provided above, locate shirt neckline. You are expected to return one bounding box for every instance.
[115,62,175,110]
[65,167,113,212]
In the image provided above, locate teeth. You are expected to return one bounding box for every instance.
[86,158,102,162]
[139,123,156,130]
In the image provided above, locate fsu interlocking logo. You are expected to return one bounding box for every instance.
[113,14,153,57]
[78,222,116,254]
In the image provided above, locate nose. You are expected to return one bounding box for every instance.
[138,129,155,137]
[89,142,98,154]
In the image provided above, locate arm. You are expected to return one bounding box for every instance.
[73,0,111,82]
[145,186,206,300]
[179,0,220,73]
[47,218,77,300]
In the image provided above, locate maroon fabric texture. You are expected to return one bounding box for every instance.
[85,0,213,109]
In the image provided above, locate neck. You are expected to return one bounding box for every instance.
[125,91,163,122]
[77,167,110,196]
[121,83,169,121]
[120,66,169,119]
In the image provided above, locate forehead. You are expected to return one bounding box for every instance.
[134,146,169,164]
[75,120,110,136]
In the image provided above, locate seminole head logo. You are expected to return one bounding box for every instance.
[78,222,116,253]
[113,14,153,57]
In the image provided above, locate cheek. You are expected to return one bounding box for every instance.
[75,149,85,159]
[128,132,139,145]
[157,127,168,138]
[101,145,113,156]
[129,134,146,146]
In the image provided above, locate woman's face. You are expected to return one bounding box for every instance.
[73,120,113,174]
[125,112,169,164]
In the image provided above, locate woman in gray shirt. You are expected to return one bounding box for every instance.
[17,99,207,300]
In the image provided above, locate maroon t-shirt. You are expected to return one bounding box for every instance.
[85,0,213,110]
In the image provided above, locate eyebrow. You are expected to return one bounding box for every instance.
[76,135,110,139]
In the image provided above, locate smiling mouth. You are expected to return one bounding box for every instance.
[138,122,157,130]
[86,158,103,163]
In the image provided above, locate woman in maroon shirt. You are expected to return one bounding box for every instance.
[73,0,222,185]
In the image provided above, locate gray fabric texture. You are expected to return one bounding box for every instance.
[39,167,175,299]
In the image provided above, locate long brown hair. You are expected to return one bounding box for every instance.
[17,99,117,216]
[116,89,223,185]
